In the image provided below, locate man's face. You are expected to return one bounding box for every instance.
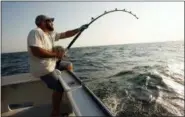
[43,19,54,31]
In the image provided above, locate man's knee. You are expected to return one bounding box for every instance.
[67,62,73,71]
[57,60,73,71]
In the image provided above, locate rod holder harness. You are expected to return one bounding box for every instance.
[65,8,139,52]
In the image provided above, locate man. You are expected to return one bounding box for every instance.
[27,15,88,117]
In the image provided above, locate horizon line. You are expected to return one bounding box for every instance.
[1,39,183,54]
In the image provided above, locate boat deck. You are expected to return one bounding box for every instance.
[2,104,74,117]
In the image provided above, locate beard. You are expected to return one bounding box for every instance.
[46,23,54,31]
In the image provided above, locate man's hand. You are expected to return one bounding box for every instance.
[53,46,65,59]
[55,51,65,59]
[79,24,89,31]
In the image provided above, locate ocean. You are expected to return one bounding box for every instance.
[1,41,184,116]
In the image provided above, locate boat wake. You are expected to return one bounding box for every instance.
[87,65,184,116]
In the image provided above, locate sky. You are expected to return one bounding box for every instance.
[1,2,184,53]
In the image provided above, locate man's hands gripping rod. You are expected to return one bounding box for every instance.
[54,24,89,60]
[79,24,89,32]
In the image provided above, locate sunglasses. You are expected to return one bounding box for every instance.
[45,19,54,22]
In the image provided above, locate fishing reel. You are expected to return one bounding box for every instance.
[53,45,72,70]
[53,45,65,53]
[53,45,69,60]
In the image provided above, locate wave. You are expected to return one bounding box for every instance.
[110,70,135,77]
[88,67,184,116]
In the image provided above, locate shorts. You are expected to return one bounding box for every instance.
[40,60,72,92]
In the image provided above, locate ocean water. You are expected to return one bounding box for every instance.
[1,41,184,116]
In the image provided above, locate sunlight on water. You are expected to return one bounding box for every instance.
[103,95,121,115]
[156,96,184,116]
[167,62,184,77]
[163,76,184,96]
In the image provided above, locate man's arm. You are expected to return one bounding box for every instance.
[56,24,89,40]
[30,46,63,58]
[28,30,64,59]
[59,28,80,39]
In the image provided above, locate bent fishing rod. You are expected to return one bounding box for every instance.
[65,8,139,52]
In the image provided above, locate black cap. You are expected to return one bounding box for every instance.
[35,15,54,26]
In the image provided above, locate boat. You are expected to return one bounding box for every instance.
[1,69,113,117]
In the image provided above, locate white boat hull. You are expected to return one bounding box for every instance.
[1,73,73,117]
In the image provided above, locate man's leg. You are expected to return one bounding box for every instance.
[53,60,73,117]
[51,91,63,116]
[40,70,64,117]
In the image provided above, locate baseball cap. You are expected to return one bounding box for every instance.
[35,15,54,26]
